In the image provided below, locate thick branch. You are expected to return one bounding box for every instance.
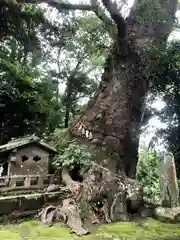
[94,6,116,38]
[16,0,115,37]
[17,0,97,11]
[127,0,177,41]
[101,0,126,38]
[178,2,180,11]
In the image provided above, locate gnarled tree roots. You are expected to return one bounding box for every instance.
[39,164,153,236]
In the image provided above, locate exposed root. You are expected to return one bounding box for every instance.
[55,208,67,222]
[62,199,88,236]
[88,206,100,224]
[102,199,111,223]
[110,191,127,221]
[39,164,153,236]
[39,199,88,236]
[39,205,56,226]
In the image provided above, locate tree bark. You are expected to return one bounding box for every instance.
[64,85,73,128]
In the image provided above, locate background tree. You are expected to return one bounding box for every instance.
[44,12,109,128]
[0,3,64,143]
[0,2,109,141]
[146,41,180,177]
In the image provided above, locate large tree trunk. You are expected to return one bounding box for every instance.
[70,41,146,178]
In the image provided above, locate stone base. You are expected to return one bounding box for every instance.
[0,190,67,220]
[155,206,180,223]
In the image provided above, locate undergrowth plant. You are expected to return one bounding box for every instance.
[136,145,161,205]
[53,140,92,170]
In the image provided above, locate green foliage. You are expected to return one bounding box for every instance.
[146,41,180,177]
[136,40,180,179]
[79,202,91,221]
[0,3,76,143]
[53,140,92,170]
[0,37,62,143]
[136,146,161,204]
[43,128,70,149]
[49,13,108,127]
[136,0,163,25]
[0,1,109,139]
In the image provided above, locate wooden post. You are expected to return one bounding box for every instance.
[49,175,54,185]
[7,148,17,186]
[24,176,31,188]
[38,175,44,188]
[9,176,17,188]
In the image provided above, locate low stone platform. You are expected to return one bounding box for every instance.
[0,188,68,219]
[155,206,180,223]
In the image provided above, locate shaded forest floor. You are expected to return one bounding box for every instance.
[0,219,180,240]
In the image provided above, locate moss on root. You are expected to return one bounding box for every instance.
[0,219,180,239]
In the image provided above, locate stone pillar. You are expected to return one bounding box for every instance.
[158,155,168,206]
[158,152,179,207]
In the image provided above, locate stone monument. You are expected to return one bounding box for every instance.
[158,152,179,207]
